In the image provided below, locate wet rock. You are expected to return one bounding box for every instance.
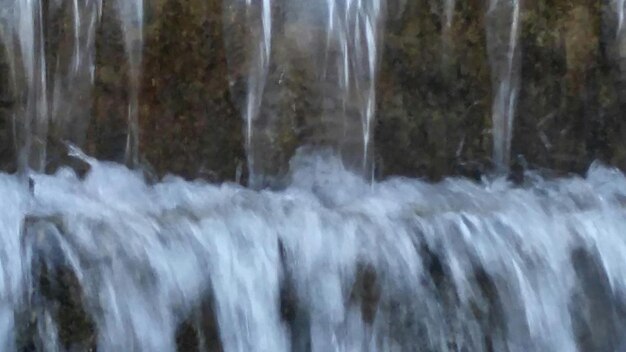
[350,263,381,325]
[507,154,526,184]
[174,289,223,352]
[19,217,96,352]
[570,246,626,352]
[472,267,507,352]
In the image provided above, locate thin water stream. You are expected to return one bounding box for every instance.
[486,0,521,171]
[114,0,143,168]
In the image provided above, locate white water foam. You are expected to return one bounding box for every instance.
[0,150,624,351]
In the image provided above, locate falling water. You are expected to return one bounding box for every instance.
[0,150,624,351]
[225,0,385,184]
[485,0,521,171]
[114,0,144,168]
[0,0,102,172]
[48,0,101,149]
[320,0,385,173]
[0,175,28,351]
[224,0,272,187]
[355,0,384,173]
[444,0,455,29]
[440,0,455,69]
[0,0,49,173]
[1,1,626,352]
[618,0,625,35]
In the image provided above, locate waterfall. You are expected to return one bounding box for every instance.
[224,0,384,184]
[0,0,142,170]
[114,0,144,168]
[223,0,273,188]
[0,0,49,173]
[0,0,102,173]
[486,0,521,171]
[335,0,385,173]
[0,1,626,351]
[0,175,28,351]
[307,0,385,174]
[48,0,101,151]
[0,151,624,351]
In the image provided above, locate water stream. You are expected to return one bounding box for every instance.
[0,0,106,173]
[48,0,101,150]
[0,151,624,351]
[224,0,273,188]
[0,1,625,351]
[225,0,385,183]
[114,0,144,168]
[0,0,49,173]
[485,0,521,171]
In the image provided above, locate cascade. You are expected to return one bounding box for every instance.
[0,1,624,351]
[0,152,625,351]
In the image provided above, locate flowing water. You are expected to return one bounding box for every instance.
[225,0,385,184]
[485,0,521,171]
[114,0,143,167]
[48,0,101,149]
[224,0,273,188]
[1,1,626,351]
[329,0,384,174]
[0,150,626,351]
[0,0,49,173]
[1,0,140,169]
[302,0,385,174]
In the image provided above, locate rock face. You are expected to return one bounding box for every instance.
[0,0,625,181]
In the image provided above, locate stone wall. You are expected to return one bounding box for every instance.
[0,0,625,182]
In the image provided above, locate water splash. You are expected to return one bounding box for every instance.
[114,0,144,168]
[485,0,521,171]
[0,149,625,351]
[2,3,626,351]
[0,175,28,351]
